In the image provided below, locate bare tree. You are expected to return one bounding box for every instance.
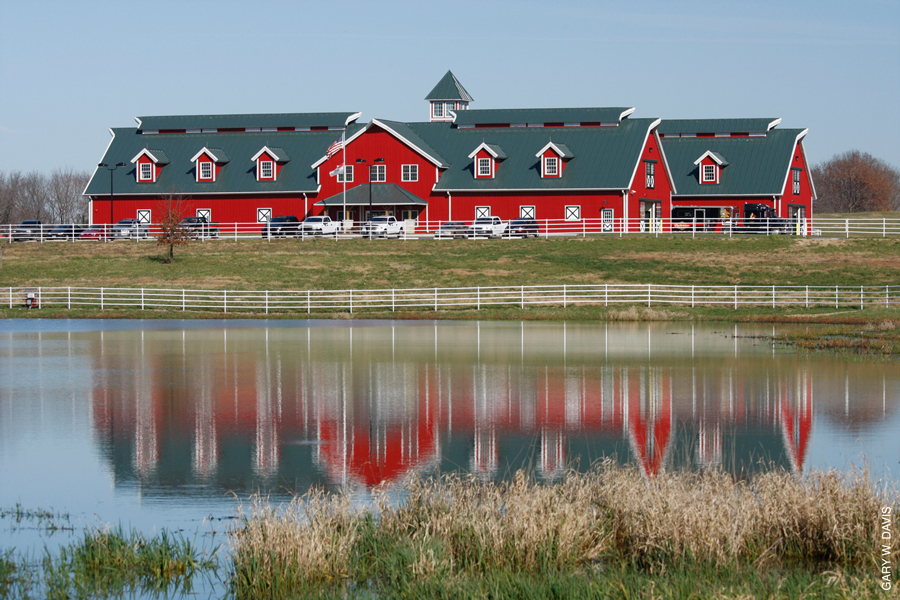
[812,151,900,213]
[0,171,24,224]
[48,167,91,223]
[18,172,50,222]
[156,192,192,263]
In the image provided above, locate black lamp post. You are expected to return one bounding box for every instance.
[98,162,127,225]
[356,157,384,239]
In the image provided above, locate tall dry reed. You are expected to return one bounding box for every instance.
[228,461,897,594]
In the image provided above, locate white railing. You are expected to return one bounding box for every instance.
[5,284,896,314]
[2,217,900,242]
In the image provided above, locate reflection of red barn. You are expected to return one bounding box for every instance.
[779,375,813,474]
[625,369,674,478]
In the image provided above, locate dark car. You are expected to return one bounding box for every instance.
[181,216,220,238]
[261,215,300,237]
[13,220,43,241]
[434,221,468,239]
[739,204,793,235]
[509,218,539,238]
[47,224,87,240]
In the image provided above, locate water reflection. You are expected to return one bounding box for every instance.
[1,321,897,503]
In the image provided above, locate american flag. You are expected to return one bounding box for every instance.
[326,135,343,158]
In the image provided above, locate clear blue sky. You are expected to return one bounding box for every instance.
[2,0,898,174]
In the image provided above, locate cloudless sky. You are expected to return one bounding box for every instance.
[1,0,898,175]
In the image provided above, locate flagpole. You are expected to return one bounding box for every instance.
[341,130,346,234]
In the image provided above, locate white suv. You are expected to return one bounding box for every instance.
[301,215,340,237]
[466,216,508,238]
[363,215,403,238]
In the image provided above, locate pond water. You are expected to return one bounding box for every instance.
[1,319,898,574]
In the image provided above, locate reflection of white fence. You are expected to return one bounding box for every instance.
[3,217,900,242]
[5,284,897,314]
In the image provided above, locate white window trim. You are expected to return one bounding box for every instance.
[477,157,492,178]
[520,206,535,219]
[197,209,211,220]
[702,164,717,183]
[198,161,213,181]
[370,164,386,182]
[338,164,354,183]
[565,206,581,221]
[257,208,272,223]
[475,206,491,218]
[433,102,444,119]
[645,161,655,189]
[792,169,801,195]
[259,160,275,181]
[543,156,559,177]
[136,209,151,224]
[401,164,418,182]
[138,162,154,182]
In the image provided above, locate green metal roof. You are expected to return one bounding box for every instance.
[86,128,340,196]
[424,71,473,102]
[406,118,657,192]
[658,119,780,135]
[660,129,804,197]
[135,112,360,132]
[315,183,427,206]
[453,107,634,126]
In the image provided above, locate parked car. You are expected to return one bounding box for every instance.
[508,218,539,238]
[79,226,109,241]
[738,204,793,235]
[301,215,340,237]
[261,215,301,237]
[111,219,150,240]
[180,216,220,238]
[362,215,403,238]
[434,221,468,239]
[466,216,508,238]
[47,224,87,240]
[12,220,44,241]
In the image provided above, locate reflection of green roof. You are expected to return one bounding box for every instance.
[454,107,634,126]
[405,119,656,191]
[658,118,780,135]
[424,70,473,102]
[136,112,360,132]
[661,129,804,197]
[315,183,426,206]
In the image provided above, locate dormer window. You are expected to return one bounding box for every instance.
[190,147,229,182]
[693,151,728,185]
[130,148,170,183]
[536,142,574,178]
[251,146,289,182]
[468,142,507,180]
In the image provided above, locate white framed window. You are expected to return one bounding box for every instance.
[197,209,211,220]
[136,209,151,224]
[792,169,801,195]
[337,165,354,183]
[445,102,455,115]
[139,162,153,182]
[543,156,558,177]
[645,161,655,189]
[370,164,386,182]
[260,161,274,180]
[433,103,444,119]
[401,209,419,221]
[199,161,213,180]
[477,158,491,177]
[520,206,535,219]
[475,206,491,218]
[702,164,717,183]
[401,164,418,182]
[565,206,581,221]
[601,208,614,232]
[336,210,353,221]
[257,208,272,223]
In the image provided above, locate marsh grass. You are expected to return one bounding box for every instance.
[774,319,900,355]
[228,462,898,599]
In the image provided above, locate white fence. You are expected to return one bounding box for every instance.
[3,217,900,242]
[6,284,897,314]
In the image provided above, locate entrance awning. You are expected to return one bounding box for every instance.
[315,183,427,206]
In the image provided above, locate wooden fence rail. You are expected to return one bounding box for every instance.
[5,284,897,314]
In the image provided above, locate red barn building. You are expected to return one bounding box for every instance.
[84,71,814,232]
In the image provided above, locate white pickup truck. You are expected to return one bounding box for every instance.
[466,216,508,238]
[301,215,340,237]
[363,215,403,238]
